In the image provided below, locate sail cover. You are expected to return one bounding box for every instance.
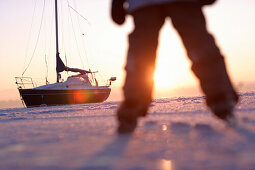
[65,67,91,74]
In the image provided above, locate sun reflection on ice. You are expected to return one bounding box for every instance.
[159,159,173,170]
[162,124,168,131]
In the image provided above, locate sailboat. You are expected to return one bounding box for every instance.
[15,0,116,107]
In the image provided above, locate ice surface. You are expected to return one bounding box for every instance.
[0,93,255,169]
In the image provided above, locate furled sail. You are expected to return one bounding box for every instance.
[56,54,91,75]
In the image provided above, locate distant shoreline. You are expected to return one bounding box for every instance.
[0,100,23,110]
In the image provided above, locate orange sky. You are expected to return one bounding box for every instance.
[0,0,255,103]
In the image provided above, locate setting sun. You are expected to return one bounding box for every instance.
[154,62,180,90]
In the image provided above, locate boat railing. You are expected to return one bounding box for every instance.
[15,77,35,89]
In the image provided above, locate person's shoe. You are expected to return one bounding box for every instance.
[211,99,235,119]
[207,91,238,124]
[210,98,237,126]
[117,117,137,134]
[117,102,148,134]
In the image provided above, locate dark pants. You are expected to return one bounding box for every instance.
[120,2,238,118]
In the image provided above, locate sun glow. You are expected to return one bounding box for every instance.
[153,23,192,91]
[154,39,189,89]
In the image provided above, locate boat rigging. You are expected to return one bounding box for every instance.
[15,0,116,107]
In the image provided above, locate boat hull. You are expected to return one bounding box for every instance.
[19,88,111,107]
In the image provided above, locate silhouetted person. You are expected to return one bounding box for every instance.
[111,0,238,133]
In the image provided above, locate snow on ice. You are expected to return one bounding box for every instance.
[0,92,255,169]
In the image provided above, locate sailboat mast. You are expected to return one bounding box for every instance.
[55,0,60,82]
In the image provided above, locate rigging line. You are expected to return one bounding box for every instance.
[47,0,55,75]
[44,0,52,55]
[90,55,107,83]
[98,71,107,83]
[72,0,90,70]
[47,2,55,73]
[43,0,48,57]
[22,0,38,75]
[60,0,67,63]
[65,1,72,67]
[70,1,104,81]
[45,54,48,81]
[73,0,91,70]
[65,53,68,68]
[68,3,91,25]
[81,34,91,70]
[67,0,85,69]
[22,0,46,76]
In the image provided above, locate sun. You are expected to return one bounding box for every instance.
[154,60,182,90]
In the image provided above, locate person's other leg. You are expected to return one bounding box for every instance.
[117,6,165,133]
[168,2,238,120]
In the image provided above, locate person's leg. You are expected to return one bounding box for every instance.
[117,6,165,133]
[168,2,238,120]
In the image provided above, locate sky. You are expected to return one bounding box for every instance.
[0,0,255,104]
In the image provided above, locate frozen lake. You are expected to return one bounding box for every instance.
[0,92,255,169]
